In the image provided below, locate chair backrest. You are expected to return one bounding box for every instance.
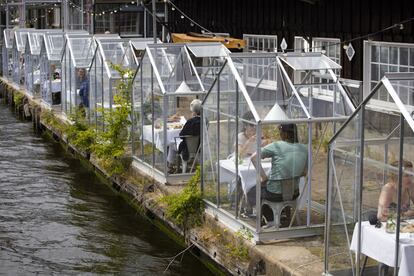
[280,177,301,201]
[185,135,200,157]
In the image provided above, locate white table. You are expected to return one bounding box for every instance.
[219,158,308,207]
[51,80,61,93]
[350,221,414,276]
[219,158,272,195]
[142,124,182,152]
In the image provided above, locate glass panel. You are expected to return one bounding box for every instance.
[187,43,229,57]
[400,48,408,66]
[371,64,379,81]
[371,45,379,63]
[410,49,414,66]
[390,47,398,65]
[380,46,389,64]
[148,45,204,94]
[389,79,414,108]
[280,54,341,71]
[326,109,362,274]
[202,107,219,205]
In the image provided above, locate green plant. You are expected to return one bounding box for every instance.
[161,167,204,234]
[235,226,254,241]
[13,91,24,106]
[66,108,96,153]
[41,109,68,135]
[92,64,134,176]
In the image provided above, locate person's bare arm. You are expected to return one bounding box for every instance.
[403,184,414,218]
[238,135,256,157]
[250,152,267,184]
[377,184,393,221]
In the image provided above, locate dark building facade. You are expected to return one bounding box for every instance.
[169,0,414,81]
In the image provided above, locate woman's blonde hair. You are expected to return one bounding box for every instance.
[389,160,413,182]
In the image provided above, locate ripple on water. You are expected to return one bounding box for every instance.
[0,105,212,275]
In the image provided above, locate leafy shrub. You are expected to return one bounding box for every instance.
[66,108,96,153]
[92,65,134,176]
[162,167,204,233]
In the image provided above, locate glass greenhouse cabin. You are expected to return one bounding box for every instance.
[131,43,228,185]
[325,72,414,276]
[2,29,14,80]
[201,52,356,242]
[12,29,33,86]
[24,30,46,97]
[39,30,66,107]
[61,32,97,117]
[88,37,153,129]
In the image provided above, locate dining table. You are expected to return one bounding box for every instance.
[141,119,185,152]
[350,221,414,276]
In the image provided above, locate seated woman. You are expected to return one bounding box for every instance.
[377,160,414,221]
[231,112,270,160]
[167,99,201,173]
[248,124,308,224]
[237,112,257,159]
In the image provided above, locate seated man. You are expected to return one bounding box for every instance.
[377,160,414,221]
[249,123,308,224]
[167,99,201,173]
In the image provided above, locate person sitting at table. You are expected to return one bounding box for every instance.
[167,99,201,173]
[377,160,414,221]
[249,123,308,225]
[229,112,270,160]
[237,112,257,159]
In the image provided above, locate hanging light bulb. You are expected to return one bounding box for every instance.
[114,10,117,13]
[131,1,135,4]
[171,7,175,11]
[180,15,184,19]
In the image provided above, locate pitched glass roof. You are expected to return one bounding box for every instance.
[203,52,354,124]
[279,52,341,71]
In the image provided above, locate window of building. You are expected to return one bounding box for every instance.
[363,41,414,104]
[312,37,341,66]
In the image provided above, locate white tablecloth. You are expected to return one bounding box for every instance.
[51,80,61,93]
[350,221,414,276]
[219,159,272,194]
[142,125,182,152]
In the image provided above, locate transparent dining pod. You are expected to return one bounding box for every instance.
[131,43,207,185]
[3,29,14,80]
[24,30,48,97]
[12,29,33,86]
[61,32,96,117]
[201,52,355,242]
[88,37,152,129]
[324,73,414,276]
[39,31,65,107]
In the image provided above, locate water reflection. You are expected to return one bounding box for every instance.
[0,105,212,275]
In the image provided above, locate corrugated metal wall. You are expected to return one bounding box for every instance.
[169,0,414,80]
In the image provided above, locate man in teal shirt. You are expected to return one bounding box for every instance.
[248,124,307,215]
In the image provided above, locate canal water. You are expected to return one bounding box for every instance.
[0,104,212,275]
